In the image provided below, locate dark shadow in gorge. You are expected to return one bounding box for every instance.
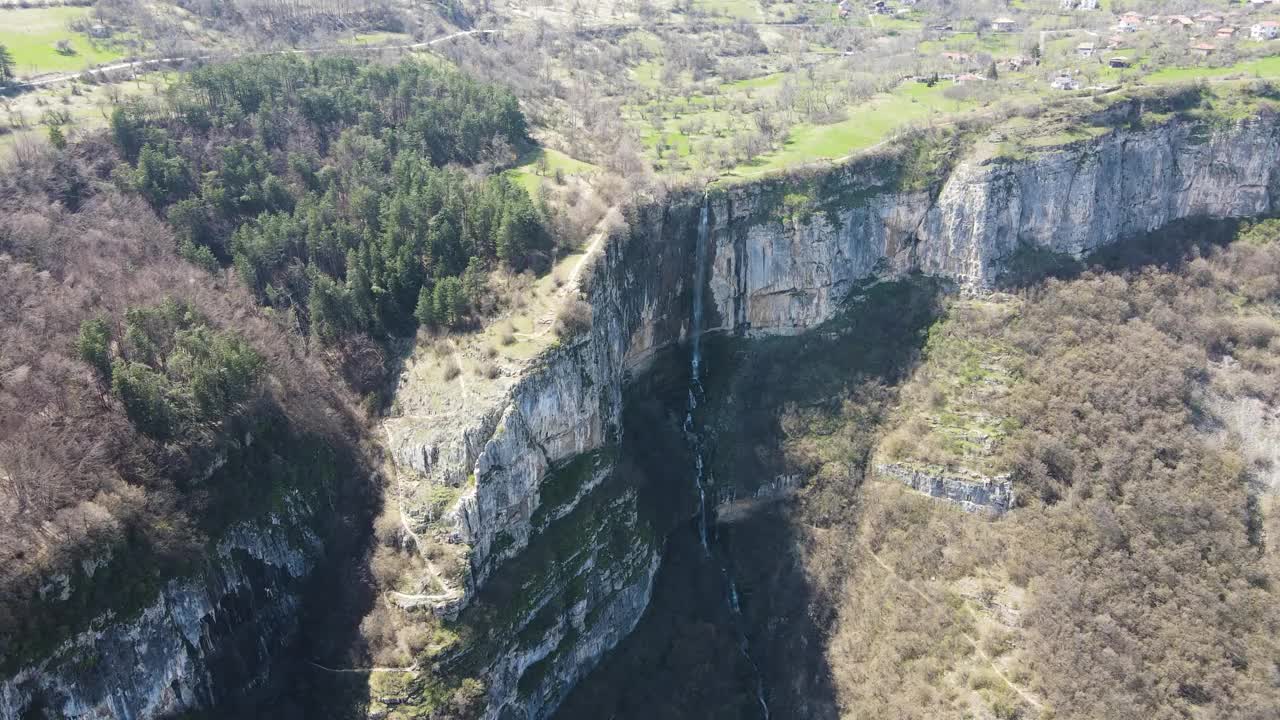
[553,344,763,720]
[557,277,946,719]
[170,437,382,720]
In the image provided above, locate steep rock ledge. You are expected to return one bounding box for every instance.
[875,463,1014,514]
[383,113,1280,719]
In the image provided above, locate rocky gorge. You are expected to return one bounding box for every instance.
[4,99,1279,720]
[383,106,1280,718]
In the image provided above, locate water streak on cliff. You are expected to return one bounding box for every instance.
[686,195,771,720]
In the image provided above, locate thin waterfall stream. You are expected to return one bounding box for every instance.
[684,196,771,720]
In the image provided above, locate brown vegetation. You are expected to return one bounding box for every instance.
[811,227,1280,719]
[0,138,368,668]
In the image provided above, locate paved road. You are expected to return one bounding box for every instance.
[9,28,495,90]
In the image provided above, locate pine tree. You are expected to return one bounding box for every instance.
[75,317,114,382]
[346,247,375,328]
[0,44,13,83]
[47,125,67,150]
[495,211,520,268]
[414,284,435,327]
[462,256,487,313]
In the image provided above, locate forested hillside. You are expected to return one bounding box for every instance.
[108,56,552,387]
[0,143,364,673]
[0,54,548,687]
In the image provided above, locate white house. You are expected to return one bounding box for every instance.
[1051,75,1081,90]
[992,17,1017,32]
[1251,20,1280,40]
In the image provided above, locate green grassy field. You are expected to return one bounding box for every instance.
[724,80,978,176]
[0,7,125,77]
[692,0,762,21]
[1144,54,1280,84]
[509,148,598,195]
[1,71,171,154]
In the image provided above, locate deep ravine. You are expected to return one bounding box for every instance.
[685,196,771,720]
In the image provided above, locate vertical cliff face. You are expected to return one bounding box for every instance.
[379,196,708,718]
[385,113,1280,720]
[705,117,1280,333]
[0,496,322,720]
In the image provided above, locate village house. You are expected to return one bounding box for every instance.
[1252,20,1280,40]
[1076,41,1096,57]
[1108,56,1131,68]
[992,17,1017,32]
[1217,27,1237,39]
[1051,74,1081,90]
[1191,42,1216,56]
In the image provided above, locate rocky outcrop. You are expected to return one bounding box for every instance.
[876,463,1015,514]
[383,112,1280,720]
[706,116,1280,333]
[0,496,321,720]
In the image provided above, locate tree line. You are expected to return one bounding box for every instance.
[110,54,550,343]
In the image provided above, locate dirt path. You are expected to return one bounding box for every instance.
[309,661,418,674]
[862,543,1044,712]
[511,209,614,342]
[450,350,469,391]
[379,425,463,608]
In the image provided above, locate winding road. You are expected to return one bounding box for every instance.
[10,29,496,90]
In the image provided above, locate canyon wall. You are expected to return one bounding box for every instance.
[705,116,1280,333]
[389,112,1280,719]
[0,494,323,720]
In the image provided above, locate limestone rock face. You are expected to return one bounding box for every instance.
[0,497,321,720]
[876,463,1015,514]
[381,115,1280,720]
[706,118,1280,333]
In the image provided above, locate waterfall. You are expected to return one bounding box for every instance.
[691,200,710,379]
[685,195,771,720]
